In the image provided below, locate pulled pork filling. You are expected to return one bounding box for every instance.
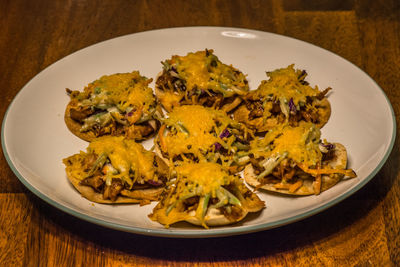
[77,152,167,201]
[149,162,264,228]
[66,71,160,140]
[234,64,332,131]
[155,49,249,112]
[245,93,330,126]
[157,105,254,171]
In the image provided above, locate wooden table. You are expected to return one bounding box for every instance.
[1,0,399,266]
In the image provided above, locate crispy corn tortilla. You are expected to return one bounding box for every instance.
[64,153,168,204]
[64,104,96,142]
[149,161,265,228]
[314,98,331,128]
[150,203,247,227]
[155,67,246,113]
[234,98,331,132]
[244,143,348,195]
[65,103,159,142]
[183,207,247,227]
[66,172,163,204]
[150,190,264,227]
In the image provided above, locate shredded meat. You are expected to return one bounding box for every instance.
[82,152,97,172]
[183,196,199,212]
[246,100,264,119]
[103,178,124,201]
[157,71,230,109]
[317,87,332,100]
[301,109,319,124]
[69,106,94,121]
[322,149,336,162]
[80,175,104,192]
[222,205,243,221]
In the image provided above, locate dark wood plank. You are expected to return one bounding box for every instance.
[283,10,361,65]
[0,194,32,266]
[13,184,391,266]
[283,0,355,11]
[355,1,400,264]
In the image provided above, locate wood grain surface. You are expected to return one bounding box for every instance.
[1,0,399,266]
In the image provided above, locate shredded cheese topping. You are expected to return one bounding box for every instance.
[148,162,240,228]
[250,121,322,167]
[174,162,235,197]
[76,71,155,113]
[160,105,246,164]
[167,50,249,97]
[254,64,319,105]
[81,136,156,186]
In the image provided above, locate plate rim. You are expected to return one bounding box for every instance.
[1,26,397,238]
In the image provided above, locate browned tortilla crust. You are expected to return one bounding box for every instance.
[233,97,331,132]
[315,98,331,129]
[244,143,348,195]
[149,189,264,227]
[155,70,246,113]
[64,104,97,142]
[64,153,166,204]
[65,102,159,142]
[66,173,163,204]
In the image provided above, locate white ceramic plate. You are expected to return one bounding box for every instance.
[2,27,395,238]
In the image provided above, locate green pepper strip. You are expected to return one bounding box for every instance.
[210,188,228,209]
[86,153,108,177]
[220,187,241,206]
[235,155,250,165]
[161,61,171,71]
[229,122,243,129]
[110,112,128,125]
[165,192,197,216]
[230,85,246,95]
[256,152,288,180]
[176,122,190,136]
[165,201,177,216]
[232,142,250,151]
[279,97,289,119]
[136,113,152,123]
[200,194,211,220]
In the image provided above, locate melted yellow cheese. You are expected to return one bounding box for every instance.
[250,121,322,167]
[174,51,210,90]
[162,105,237,161]
[175,162,235,196]
[255,64,319,106]
[156,90,182,112]
[168,50,248,97]
[87,136,156,185]
[82,71,155,112]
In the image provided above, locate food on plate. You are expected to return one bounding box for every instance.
[154,105,253,172]
[65,71,161,142]
[243,121,356,195]
[233,64,331,133]
[155,49,249,112]
[60,51,357,230]
[63,136,169,204]
[149,162,265,228]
